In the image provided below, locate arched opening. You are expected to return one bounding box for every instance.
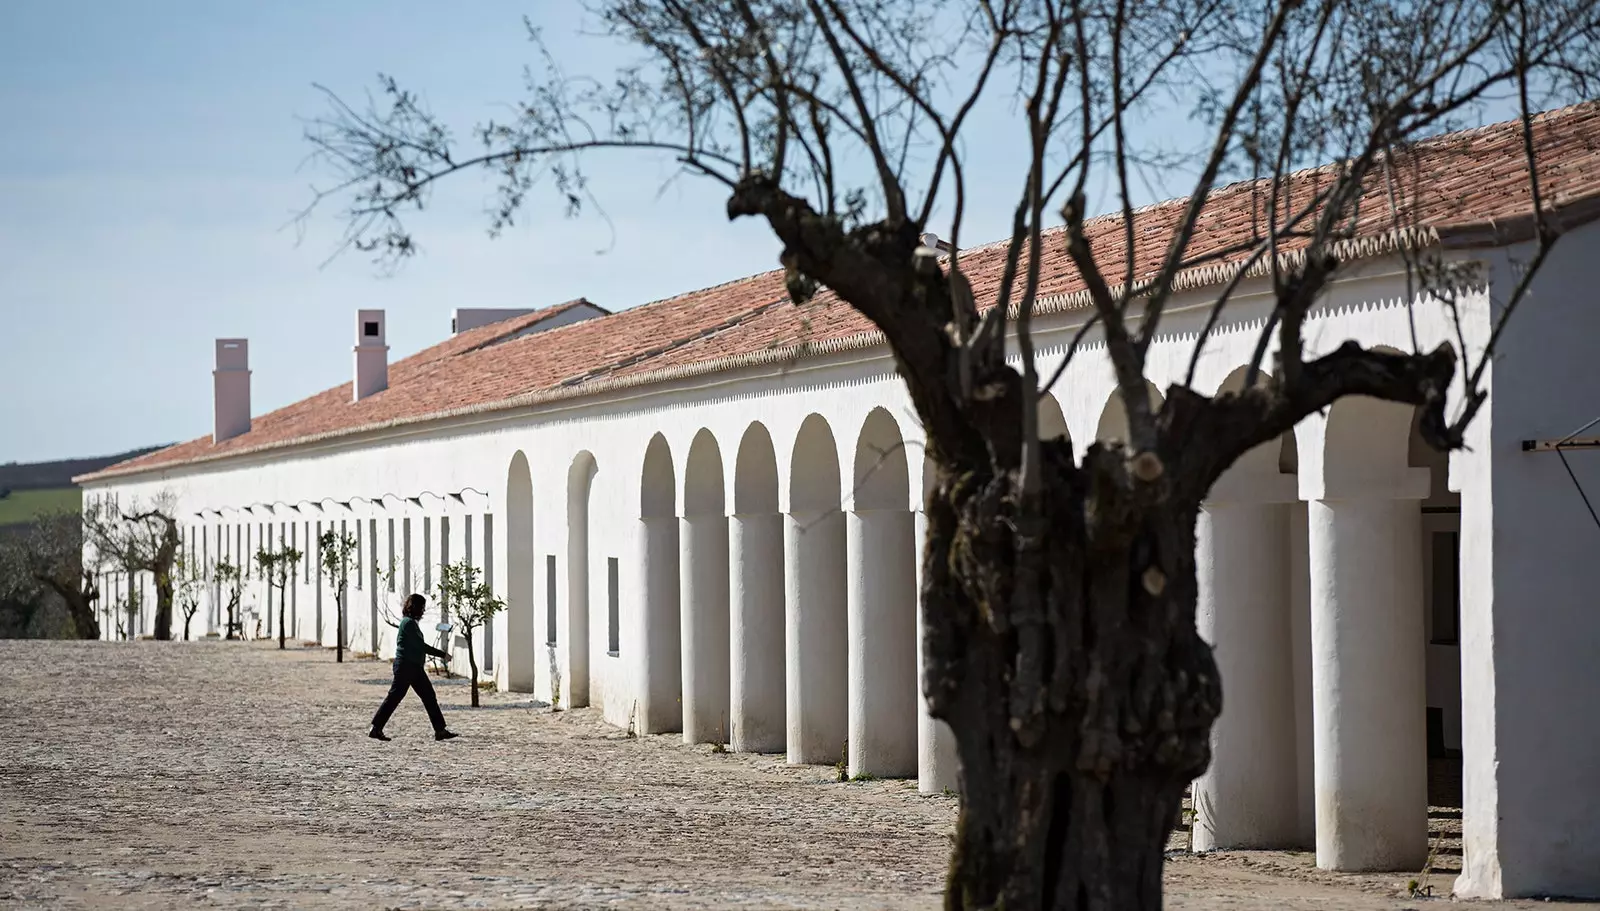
[1037,392,1072,443]
[1190,365,1301,852]
[1408,408,1463,839]
[848,407,918,778]
[1307,392,1431,871]
[505,451,536,693]
[786,413,848,765]
[565,451,598,708]
[731,422,785,753]
[639,433,682,733]
[1094,379,1164,445]
[1212,367,1298,477]
[681,428,730,745]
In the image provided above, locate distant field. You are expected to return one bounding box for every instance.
[0,488,82,527]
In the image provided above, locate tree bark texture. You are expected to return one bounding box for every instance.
[925,440,1218,911]
[153,573,174,641]
[148,517,179,641]
[278,585,288,650]
[336,586,346,663]
[466,628,481,708]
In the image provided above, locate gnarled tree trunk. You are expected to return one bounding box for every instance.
[146,514,180,641]
[926,441,1218,911]
[153,571,175,641]
[40,574,100,641]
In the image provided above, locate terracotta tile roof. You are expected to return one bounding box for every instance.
[81,101,1600,482]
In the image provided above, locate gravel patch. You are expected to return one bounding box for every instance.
[0,640,1588,909]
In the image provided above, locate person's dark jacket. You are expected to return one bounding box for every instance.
[395,615,449,667]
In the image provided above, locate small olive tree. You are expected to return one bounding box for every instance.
[436,559,504,708]
[121,585,141,640]
[174,555,206,641]
[318,530,359,663]
[213,560,243,640]
[255,543,305,650]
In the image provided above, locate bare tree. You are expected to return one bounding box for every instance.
[256,542,305,650]
[302,2,1600,907]
[319,530,359,663]
[174,554,206,641]
[214,560,244,640]
[0,510,101,639]
[436,559,505,708]
[84,493,181,641]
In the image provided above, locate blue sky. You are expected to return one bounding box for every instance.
[0,2,1523,465]
[2,2,807,463]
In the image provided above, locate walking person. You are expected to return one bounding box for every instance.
[369,593,459,741]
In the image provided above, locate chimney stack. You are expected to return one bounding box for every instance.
[353,309,389,401]
[212,339,251,444]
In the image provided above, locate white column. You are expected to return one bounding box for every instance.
[638,515,681,733]
[915,508,959,794]
[731,513,785,753]
[681,514,730,744]
[1288,502,1316,848]
[1192,491,1299,850]
[1309,473,1429,871]
[846,508,918,778]
[785,510,847,765]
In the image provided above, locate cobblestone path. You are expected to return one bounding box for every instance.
[0,640,1587,909]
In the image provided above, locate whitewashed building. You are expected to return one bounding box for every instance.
[79,105,1600,898]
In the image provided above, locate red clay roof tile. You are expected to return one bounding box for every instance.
[84,101,1600,481]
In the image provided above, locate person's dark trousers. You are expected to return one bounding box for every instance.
[371,662,447,733]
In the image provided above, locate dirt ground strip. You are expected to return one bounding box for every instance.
[0,640,1590,910]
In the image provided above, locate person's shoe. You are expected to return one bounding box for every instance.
[368,728,391,742]
[434,729,459,742]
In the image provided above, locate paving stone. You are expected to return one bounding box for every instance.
[2,640,1593,910]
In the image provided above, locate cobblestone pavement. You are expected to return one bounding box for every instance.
[0,641,1590,910]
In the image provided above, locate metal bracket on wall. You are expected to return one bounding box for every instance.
[1521,437,1600,452]
[1521,415,1600,534]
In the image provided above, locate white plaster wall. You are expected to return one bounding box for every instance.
[81,251,1600,895]
[83,261,1457,693]
[1453,223,1600,899]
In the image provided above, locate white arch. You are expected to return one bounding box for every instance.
[564,451,598,708]
[639,433,682,733]
[853,407,912,512]
[847,407,918,778]
[1211,366,1295,481]
[791,413,842,512]
[1037,392,1071,443]
[505,451,536,693]
[732,422,785,752]
[785,413,848,764]
[734,423,781,515]
[681,428,730,744]
[1095,380,1164,445]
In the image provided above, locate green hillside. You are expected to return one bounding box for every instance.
[0,488,82,527]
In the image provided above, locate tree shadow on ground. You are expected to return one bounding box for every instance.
[438,700,551,711]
